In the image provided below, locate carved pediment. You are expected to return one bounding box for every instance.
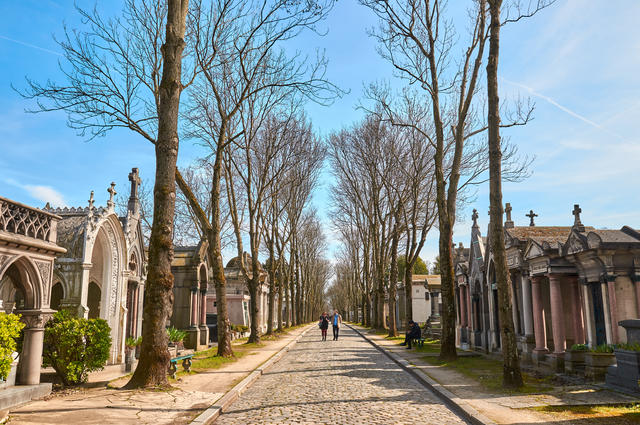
[586,232,604,250]
[564,231,589,256]
[524,241,544,260]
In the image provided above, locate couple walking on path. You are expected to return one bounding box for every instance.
[319,310,342,341]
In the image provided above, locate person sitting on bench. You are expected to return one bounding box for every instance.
[400,320,422,349]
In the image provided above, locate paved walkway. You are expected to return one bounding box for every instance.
[215,326,466,424]
[8,326,310,424]
[355,325,639,425]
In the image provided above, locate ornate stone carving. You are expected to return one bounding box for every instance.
[34,260,52,303]
[105,224,120,316]
[0,198,53,241]
[0,254,14,273]
[19,312,54,329]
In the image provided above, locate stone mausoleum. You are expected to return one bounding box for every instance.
[45,168,147,365]
[454,203,640,370]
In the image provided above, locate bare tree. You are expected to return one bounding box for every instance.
[177,0,339,353]
[487,0,554,389]
[360,0,532,361]
[19,0,191,388]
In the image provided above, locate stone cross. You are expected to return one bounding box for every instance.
[526,210,538,227]
[472,209,479,227]
[128,168,141,200]
[107,182,117,207]
[572,204,585,231]
[504,203,514,228]
[88,191,95,209]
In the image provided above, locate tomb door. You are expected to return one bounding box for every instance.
[590,282,607,346]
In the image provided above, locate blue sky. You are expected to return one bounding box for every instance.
[1,1,639,266]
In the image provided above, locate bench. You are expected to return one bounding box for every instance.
[412,338,425,348]
[169,354,194,379]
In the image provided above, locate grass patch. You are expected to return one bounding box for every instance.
[422,354,553,394]
[532,403,640,424]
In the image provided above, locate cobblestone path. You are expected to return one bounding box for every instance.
[215,326,467,424]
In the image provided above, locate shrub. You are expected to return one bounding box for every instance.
[166,326,186,344]
[42,310,111,386]
[125,336,142,351]
[615,343,640,352]
[570,343,589,351]
[0,313,25,381]
[231,324,249,333]
[591,343,615,353]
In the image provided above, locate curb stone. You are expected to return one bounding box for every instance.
[348,324,496,425]
[190,325,313,424]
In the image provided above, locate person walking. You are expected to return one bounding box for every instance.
[331,310,342,341]
[319,312,329,341]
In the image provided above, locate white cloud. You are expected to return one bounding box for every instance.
[3,179,66,207]
[24,185,66,207]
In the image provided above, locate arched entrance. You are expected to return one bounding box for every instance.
[50,282,63,311]
[87,281,101,319]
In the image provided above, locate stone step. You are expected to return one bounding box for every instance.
[0,383,52,411]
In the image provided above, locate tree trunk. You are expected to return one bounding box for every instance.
[404,268,413,327]
[388,228,399,337]
[277,262,284,332]
[125,0,188,389]
[266,260,276,335]
[487,0,523,389]
[438,218,457,361]
[248,275,260,343]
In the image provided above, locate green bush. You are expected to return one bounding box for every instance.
[166,326,186,343]
[0,313,25,381]
[42,310,111,386]
[570,343,589,351]
[231,324,249,333]
[125,336,142,350]
[615,343,640,352]
[591,343,615,353]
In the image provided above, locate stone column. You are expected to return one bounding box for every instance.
[467,287,473,332]
[582,283,595,347]
[606,279,619,343]
[200,290,207,325]
[548,274,567,354]
[510,273,520,335]
[522,274,534,337]
[531,276,548,353]
[199,289,209,346]
[460,285,468,327]
[568,276,585,345]
[17,312,49,385]
[131,284,139,337]
[190,287,198,327]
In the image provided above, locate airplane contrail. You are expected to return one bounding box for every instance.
[499,76,621,138]
[0,34,62,56]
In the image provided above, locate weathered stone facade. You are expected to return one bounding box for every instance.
[45,168,146,365]
[0,196,65,385]
[171,240,210,350]
[455,203,640,370]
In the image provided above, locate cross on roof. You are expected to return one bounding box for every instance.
[526,210,538,227]
[572,204,585,231]
[505,203,512,222]
[128,168,141,199]
[107,182,117,206]
[88,191,95,209]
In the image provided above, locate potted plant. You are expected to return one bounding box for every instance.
[565,343,589,374]
[166,327,187,355]
[585,344,616,381]
[124,336,142,371]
